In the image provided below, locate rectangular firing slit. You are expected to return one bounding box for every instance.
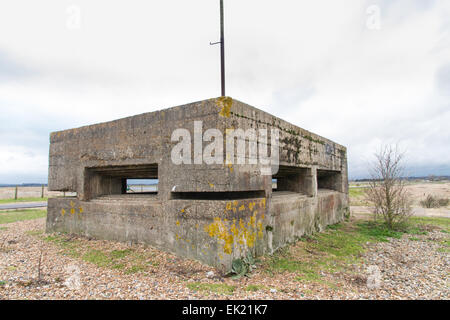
[171,190,265,200]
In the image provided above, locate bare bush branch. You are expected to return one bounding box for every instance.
[364,145,412,229]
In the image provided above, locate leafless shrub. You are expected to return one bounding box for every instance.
[364,145,412,229]
[420,195,449,208]
[34,242,49,285]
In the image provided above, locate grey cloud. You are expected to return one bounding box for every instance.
[0,50,36,81]
[436,64,450,96]
[0,0,449,183]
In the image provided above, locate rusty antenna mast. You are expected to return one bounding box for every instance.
[210,0,226,97]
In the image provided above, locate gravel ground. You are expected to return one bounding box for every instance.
[0,218,448,300]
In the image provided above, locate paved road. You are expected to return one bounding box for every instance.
[0,202,47,210]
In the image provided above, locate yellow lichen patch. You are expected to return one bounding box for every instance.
[248,202,256,211]
[180,208,185,213]
[227,163,233,173]
[223,233,233,254]
[61,209,66,216]
[226,202,232,211]
[70,208,75,215]
[260,198,266,209]
[249,212,257,228]
[70,201,75,208]
[78,207,83,214]
[239,218,245,230]
[204,217,234,255]
[208,182,215,188]
[239,204,245,211]
[246,230,256,248]
[257,221,264,239]
[217,96,233,117]
[230,220,239,237]
[176,220,180,226]
[204,214,265,254]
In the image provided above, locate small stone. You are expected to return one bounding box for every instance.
[206,271,215,279]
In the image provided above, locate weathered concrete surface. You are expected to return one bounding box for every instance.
[46,97,349,271]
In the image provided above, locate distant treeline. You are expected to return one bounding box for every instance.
[0,183,48,187]
[351,176,450,182]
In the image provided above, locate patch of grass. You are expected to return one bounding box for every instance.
[264,216,450,289]
[111,263,125,270]
[83,250,112,268]
[0,280,6,287]
[349,188,365,198]
[44,235,89,258]
[26,230,44,236]
[43,233,156,273]
[266,248,322,281]
[187,282,236,295]
[409,216,450,232]
[0,209,47,224]
[245,284,265,292]
[110,249,133,259]
[356,221,403,241]
[263,220,408,285]
[0,227,7,231]
[404,225,428,235]
[326,223,342,230]
[125,264,147,274]
[349,188,368,205]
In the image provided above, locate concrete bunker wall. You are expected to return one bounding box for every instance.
[46,97,349,270]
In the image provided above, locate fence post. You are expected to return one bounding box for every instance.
[41,185,44,198]
[15,186,18,200]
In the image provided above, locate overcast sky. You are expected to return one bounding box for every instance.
[0,0,449,183]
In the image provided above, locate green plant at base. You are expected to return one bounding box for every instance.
[230,251,256,279]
